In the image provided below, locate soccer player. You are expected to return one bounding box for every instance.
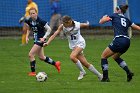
[44,15,102,80]
[19,0,38,46]
[99,4,140,82]
[25,7,61,76]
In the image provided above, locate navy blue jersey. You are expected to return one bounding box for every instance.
[25,17,47,42]
[109,13,133,37]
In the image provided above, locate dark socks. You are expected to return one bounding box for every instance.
[30,60,36,72]
[101,58,109,79]
[115,58,130,74]
[44,56,55,65]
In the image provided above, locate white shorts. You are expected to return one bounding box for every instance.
[69,41,86,50]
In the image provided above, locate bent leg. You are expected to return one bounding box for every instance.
[77,53,102,80]
[28,44,41,73]
[70,47,86,80]
[112,53,134,82]
[101,47,115,81]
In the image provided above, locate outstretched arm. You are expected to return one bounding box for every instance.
[44,24,63,47]
[131,23,140,31]
[80,21,89,28]
[40,24,52,43]
[99,15,112,24]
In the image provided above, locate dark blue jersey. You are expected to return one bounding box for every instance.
[109,13,133,37]
[25,17,47,42]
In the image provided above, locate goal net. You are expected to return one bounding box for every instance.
[0,0,130,38]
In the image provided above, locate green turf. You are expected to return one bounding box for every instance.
[0,37,140,93]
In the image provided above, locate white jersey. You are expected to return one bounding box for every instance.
[63,21,86,49]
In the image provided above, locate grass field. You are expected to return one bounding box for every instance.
[0,37,140,93]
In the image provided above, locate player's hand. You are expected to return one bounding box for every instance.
[43,43,48,47]
[103,15,112,21]
[40,38,46,43]
[19,17,25,24]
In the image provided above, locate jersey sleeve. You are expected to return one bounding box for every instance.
[129,19,133,26]
[24,19,30,26]
[108,13,116,19]
[40,19,47,27]
[74,21,80,29]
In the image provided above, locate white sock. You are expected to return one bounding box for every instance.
[88,64,101,77]
[76,60,86,73]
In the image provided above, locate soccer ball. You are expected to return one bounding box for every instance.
[36,72,48,82]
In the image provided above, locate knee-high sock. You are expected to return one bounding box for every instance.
[30,60,36,72]
[115,58,131,74]
[88,64,102,77]
[101,58,108,79]
[44,56,55,65]
[76,60,86,73]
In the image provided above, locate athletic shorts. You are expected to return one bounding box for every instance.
[69,41,86,50]
[108,37,130,54]
[34,41,44,47]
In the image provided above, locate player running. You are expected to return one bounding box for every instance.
[99,4,140,82]
[25,7,61,76]
[44,15,102,80]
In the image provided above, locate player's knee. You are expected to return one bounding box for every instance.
[112,56,116,60]
[70,55,76,61]
[28,53,34,59]
[39,57,45,61]
[101,53,109,59]
[101,54,106,59]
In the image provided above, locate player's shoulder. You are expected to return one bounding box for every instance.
[109,13,118,17]
[37,17,46,22]
[74,21,80,24]
[37,17,48,26]
[25,17,32,23]
[74,21,80,26]
[73,20,80,24]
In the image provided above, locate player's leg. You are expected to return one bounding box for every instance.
[112,53,134,82]
[77,53,102,80]
[101,47,115,82]
[21,23,27,45]
[70,47,86,80]
[37,47,61,73]
[28,44,41,76]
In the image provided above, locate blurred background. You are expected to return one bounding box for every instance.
[0,0,140,38]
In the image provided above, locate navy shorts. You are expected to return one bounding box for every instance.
[108,37,130,54]
[34,41,44,47]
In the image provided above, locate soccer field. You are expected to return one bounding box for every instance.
[0,37,140,93]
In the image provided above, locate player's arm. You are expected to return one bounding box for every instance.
[80,21,89,28]
[19,16,25,24]
[40,24,52,42]
[131,23,140,31]
[25,23,30,44]
[43,24,63,47]
[99,15,112,24]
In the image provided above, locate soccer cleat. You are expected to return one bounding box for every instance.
[78,71,86,80]
[101,78,110,82]
[127,72,134,82]
[55,61,61,73]
[28,72,36,76]
[98,74,103,81]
